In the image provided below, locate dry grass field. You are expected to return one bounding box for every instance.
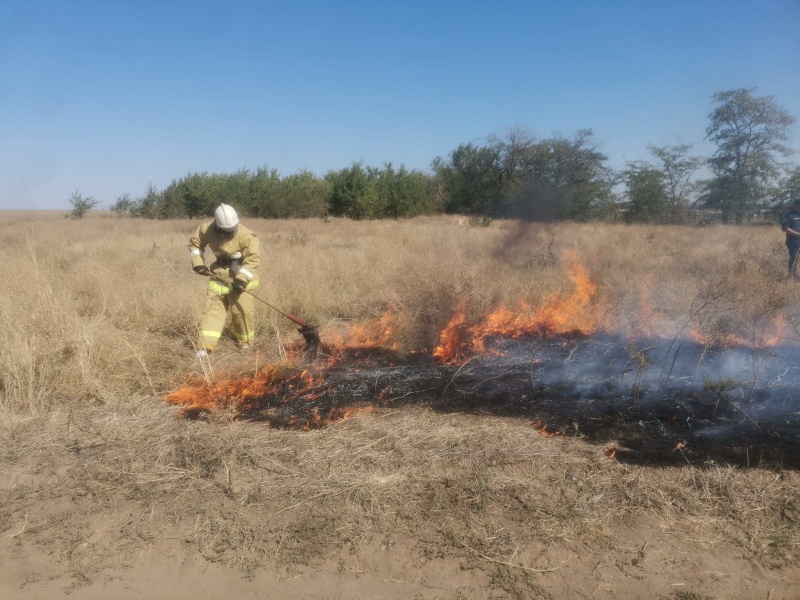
[1,211,799,599]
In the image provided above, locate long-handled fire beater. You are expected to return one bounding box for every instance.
[208,274,321,356]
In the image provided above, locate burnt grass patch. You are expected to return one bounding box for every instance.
[184,334,800,470]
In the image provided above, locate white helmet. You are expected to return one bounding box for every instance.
[214,203,239,232]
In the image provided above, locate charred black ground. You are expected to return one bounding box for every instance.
[189,334,800,470]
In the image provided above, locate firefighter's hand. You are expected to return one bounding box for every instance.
[193,265,210,277]
[232,277,247,291]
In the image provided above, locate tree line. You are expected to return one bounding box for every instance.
[104,87,799,223]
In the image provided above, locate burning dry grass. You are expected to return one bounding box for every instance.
[1,213,800,592]
[0,214,796,416]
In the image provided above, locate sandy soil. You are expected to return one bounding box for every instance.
[1,409,798,600]
[2,522,797,599]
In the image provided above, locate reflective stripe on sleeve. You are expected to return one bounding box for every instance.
[239,268,254,280]
[190,249,203,257]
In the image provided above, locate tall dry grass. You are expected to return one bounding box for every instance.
[0,213,798,588]
[0,213,796,415]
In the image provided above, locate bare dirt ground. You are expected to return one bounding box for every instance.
[1,405,798,600]
[2,533,793,600]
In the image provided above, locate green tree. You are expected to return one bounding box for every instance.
[432,142,505,214]
[490,125,538,185]
[130,182,160,218]
[434,128,614,221]
[221,169,252,215]
[179,174,207,219]
[703,88,796,219]
[109,193,133,217]
[784,166,800,201]
[157,180,184,218]
[247,166,282,217]
[646,144,703,223]
[623,163,666,222]
[547,130,615,220]
[66,190,100,219]
[770,165,800,208]
[377,163,432,218]
[326,163,381,219]
[281,170,331,218]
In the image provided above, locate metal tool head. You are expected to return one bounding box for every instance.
[298,325,321,358]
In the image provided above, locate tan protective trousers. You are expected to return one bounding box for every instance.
[199,287,255,351]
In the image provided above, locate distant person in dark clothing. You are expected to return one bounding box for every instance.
[780,198,800,279]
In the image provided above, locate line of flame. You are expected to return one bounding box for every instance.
[433,250,603,363]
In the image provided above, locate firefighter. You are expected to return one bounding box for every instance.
[780,198,800,279]
[189,204,260,354]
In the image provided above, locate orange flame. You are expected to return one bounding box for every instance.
[764,314,785,347]
[164,363,373,429]
[432,301,469,364]
[165,364,294,412]
[690,313,786,349]
[166,251,797,428]
[327,307,406,350]
[531,420,563,437]
[434,250,604,363]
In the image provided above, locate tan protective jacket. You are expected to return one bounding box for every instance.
[189,221,260,292]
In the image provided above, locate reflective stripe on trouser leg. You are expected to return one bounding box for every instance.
[199,287,230,351]
[229,290,255,346]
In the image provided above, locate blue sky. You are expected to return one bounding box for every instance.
[1,0,799,210]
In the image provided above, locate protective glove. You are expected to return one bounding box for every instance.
[193,265,210,277]
[232,276,248,291]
